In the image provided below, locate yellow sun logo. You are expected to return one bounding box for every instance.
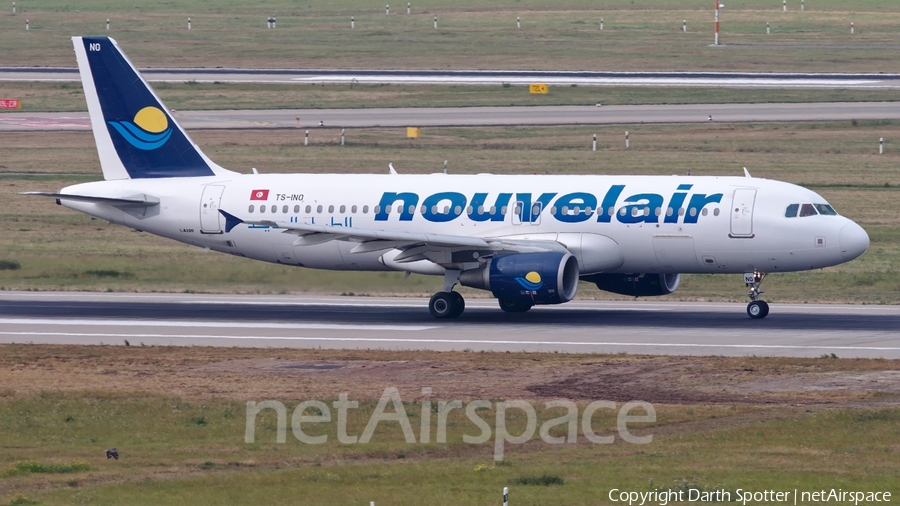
[132,106,168,133]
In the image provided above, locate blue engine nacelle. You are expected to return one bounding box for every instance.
[458,252,580,305]
[582,273,680,296]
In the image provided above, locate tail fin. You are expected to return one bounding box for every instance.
[73,36,233,180]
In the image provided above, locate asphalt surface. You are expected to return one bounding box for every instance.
[1,292,897,358]
[3,68,900,88]
[2,102,899,131]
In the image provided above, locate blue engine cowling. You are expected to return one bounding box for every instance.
[459,252,580,305]
[582,273,680,296]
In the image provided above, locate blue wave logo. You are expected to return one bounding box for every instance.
[108,106,172,150]
[515,271,543,291]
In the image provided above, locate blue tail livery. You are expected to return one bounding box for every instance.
[74,37,228,180]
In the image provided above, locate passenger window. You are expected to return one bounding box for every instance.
[799,204,817,217]
[317,205,323,213]
[271,205,277,213]
[363,205,369,214]
[785,204,799,217]
[282,205,288,213]
[328,205,334,213]
[294,205,300,213]
[259,205,265,214]
[351,205,357,214]
[248,205,255,213]
[814,204,837,216]
[305,205,311,213]
[713,208,720,216]
[340,205,346,213]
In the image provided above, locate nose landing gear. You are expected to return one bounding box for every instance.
[745,272,769,319]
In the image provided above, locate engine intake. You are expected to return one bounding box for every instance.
[459,252,579,305]
[583,273,680,297]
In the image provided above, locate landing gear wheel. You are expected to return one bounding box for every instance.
[498,298,533,313]
[449,291,465,318]
[430,291,464,319]
[747,300,769,319]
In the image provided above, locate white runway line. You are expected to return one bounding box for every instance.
[0,318,435,332]
[2,332,898,352]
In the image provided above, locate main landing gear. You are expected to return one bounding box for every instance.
[429,291,465,319]
[429,270,465,319]
[744,272,769,319]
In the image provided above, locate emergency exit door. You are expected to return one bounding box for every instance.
[730,188,756,238]
[200,185,225,234]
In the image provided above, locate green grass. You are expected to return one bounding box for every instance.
[1,392,897,504]
[7,81,900,113]
[1,121,898,301]
[0,1,899,71]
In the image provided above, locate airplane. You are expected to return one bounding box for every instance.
[25,36,870,320]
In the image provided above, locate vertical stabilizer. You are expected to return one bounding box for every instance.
[73,36,234,180]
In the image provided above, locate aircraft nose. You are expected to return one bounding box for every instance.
[840,221,869,262]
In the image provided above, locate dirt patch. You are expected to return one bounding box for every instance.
[1,345,898,406]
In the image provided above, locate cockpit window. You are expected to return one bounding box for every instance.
[814,204,838,216]
[799,204,818,217]
[784,204,799,218]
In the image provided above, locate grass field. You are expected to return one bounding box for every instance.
[1,121,898,302]
[0,1,899,71]
[0,345,898,505]
[6,81,900,113]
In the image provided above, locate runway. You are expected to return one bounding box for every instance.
[2,102,899,131]
[0,292,898,358]
[3,68,900,88]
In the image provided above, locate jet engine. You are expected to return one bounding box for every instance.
[459,252,579,305]
[583,273,680,297]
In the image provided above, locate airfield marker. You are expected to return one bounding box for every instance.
[850,22,854,34]
[351,16,354,28]
[12,2,15,15]
[106,18,109,31]
[600,17,603,30]
[386,4,389,15]
[341,129,345,146]
[518,16,521,29]
[407,2,410,14]
[305,130,309,146]
[801,0,805,11]
[625,131,630,149]
[503,487,509,506]
[188,18,191,30]
[880,138,883,155]
[783,0,787,11]
[714,0,719,45]
[25,18,28,30]
[593,134,597,152]
[683,20,687,32]
[434,15,437,29]
[767,22,770,34]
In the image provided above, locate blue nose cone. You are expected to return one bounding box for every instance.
[840,221,869,262]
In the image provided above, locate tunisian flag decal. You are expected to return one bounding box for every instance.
[250,189,270,201]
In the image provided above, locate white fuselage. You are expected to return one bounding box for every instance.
[58,173,868,276]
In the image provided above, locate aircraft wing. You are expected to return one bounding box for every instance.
[219,210,567,264]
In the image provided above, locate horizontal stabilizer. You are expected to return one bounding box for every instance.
[20,192,159,208]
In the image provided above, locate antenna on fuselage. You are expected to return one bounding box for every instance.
[251,167,259,174]
[743,167,752,177]
[389,163,398,175]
